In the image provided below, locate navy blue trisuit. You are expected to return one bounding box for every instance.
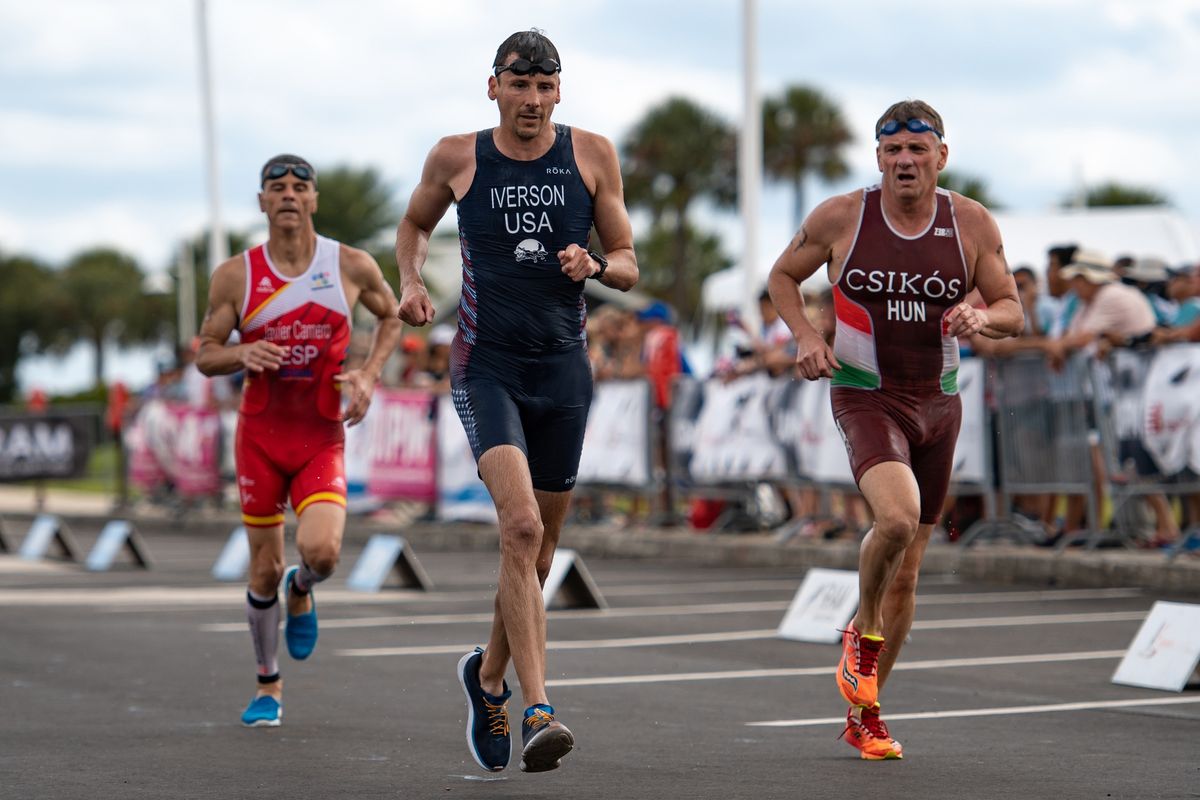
[449,124,595,492]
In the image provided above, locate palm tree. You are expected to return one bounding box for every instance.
[56,248,169,389]
[622,96,736,322]
[1079,182,1169,208]
[0,253,59,402]
[312,165,399,248]
[762,85,852,230]
[634,222,733,317]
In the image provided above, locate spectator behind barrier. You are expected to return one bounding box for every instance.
[1044,243,1081,337]
[587,303,643,381]
[726,289,798,380]
[1122,256,1177,327]
[1153,263,1200,344]
[1053,249,1180,546]
[638,301,688,409]
[1048,248,1156,363]
[399,334,430,386]
[414,324,454,393]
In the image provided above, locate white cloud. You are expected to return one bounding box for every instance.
[0,108,199,170]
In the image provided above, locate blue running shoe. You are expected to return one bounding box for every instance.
[456,647,511,772]
[240,694,282,727]
[520,704,574,773]
[284,566,318,660]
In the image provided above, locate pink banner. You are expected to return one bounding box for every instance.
[125,400,221,497]
[126,412,166,491]
[170,405,222,496]
[366,389,437,502]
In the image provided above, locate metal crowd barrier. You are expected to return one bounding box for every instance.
[1091,346,1200,552]
[669,365,994,538]
[960,353,1099,547]
[118,349,1200,552]
[962,346,1200,553]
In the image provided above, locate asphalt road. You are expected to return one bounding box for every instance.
[1,522,1198,800]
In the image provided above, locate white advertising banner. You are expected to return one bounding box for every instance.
[577,380,652,488]
[689,373,790,483]
[802,378,855,485]
[1140,344,1200,476]
[435,394,497,524]
[951,357,988,486]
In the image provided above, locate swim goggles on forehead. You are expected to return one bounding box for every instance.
[261,163,316,185]
[494,58,561,77]
[876,118,944,140]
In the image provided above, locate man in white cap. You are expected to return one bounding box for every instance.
[1122,256,1176,326]
[1050,248,1156,358]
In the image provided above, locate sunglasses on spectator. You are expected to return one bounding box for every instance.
[494,58,561,77]
[261,163,315,185]
[877,118,943,140]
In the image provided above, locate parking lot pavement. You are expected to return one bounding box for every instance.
[1,524,1198,800]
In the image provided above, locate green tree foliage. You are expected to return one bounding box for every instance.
[168,229,252,342]
[622,97,736,322]
[312,165,399,248]
[938,170,1002,209]
[1082,181,1169,208]
[762,85,853,230]
[0,253,59,403]
[634,222,733,317]
[56,248,169,390]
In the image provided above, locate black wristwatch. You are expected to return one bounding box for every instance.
[587,250,608,279]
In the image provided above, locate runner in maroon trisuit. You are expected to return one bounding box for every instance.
[768,100,1023,759]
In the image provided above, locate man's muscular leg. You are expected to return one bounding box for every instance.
[478,486,572,697]
[853,461,922,637]
[476,445,550,706]
[877,522,935,690]
[289,502,346,615]
[247,524,286,699]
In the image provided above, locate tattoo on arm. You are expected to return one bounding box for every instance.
[792,227,809,252]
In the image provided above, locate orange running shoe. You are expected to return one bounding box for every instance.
[836,623,884,707]
[840,704,903,760]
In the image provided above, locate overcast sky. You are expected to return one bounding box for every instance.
[3,0,1199,283]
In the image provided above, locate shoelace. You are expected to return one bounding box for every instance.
[484,699,509,737]
[861,711,892,741]
[525,708,553,732]
[836,714,866,742]
[839,628,884,678]
[857,636,883,677]
[836,711,892,745]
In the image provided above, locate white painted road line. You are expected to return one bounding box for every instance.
[546,649,1127,688]
[0,586,443,607]
[202,601,792,633]
[916,587,1143,605]
[335,628,777,657]
[747,695,1200,727]
[1,579,1140,610]
[201,597,1147,633]
[333,609,1148,657]
[911,610,1148,630]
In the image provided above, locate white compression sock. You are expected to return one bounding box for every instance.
[246,589,280,679]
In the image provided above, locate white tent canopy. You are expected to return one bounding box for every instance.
[992,205,1200,275]
[701,205,1200,313]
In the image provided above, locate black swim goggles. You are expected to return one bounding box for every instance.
[876,118,943,140]
[494,58,561,77]
[261,163,316,186]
